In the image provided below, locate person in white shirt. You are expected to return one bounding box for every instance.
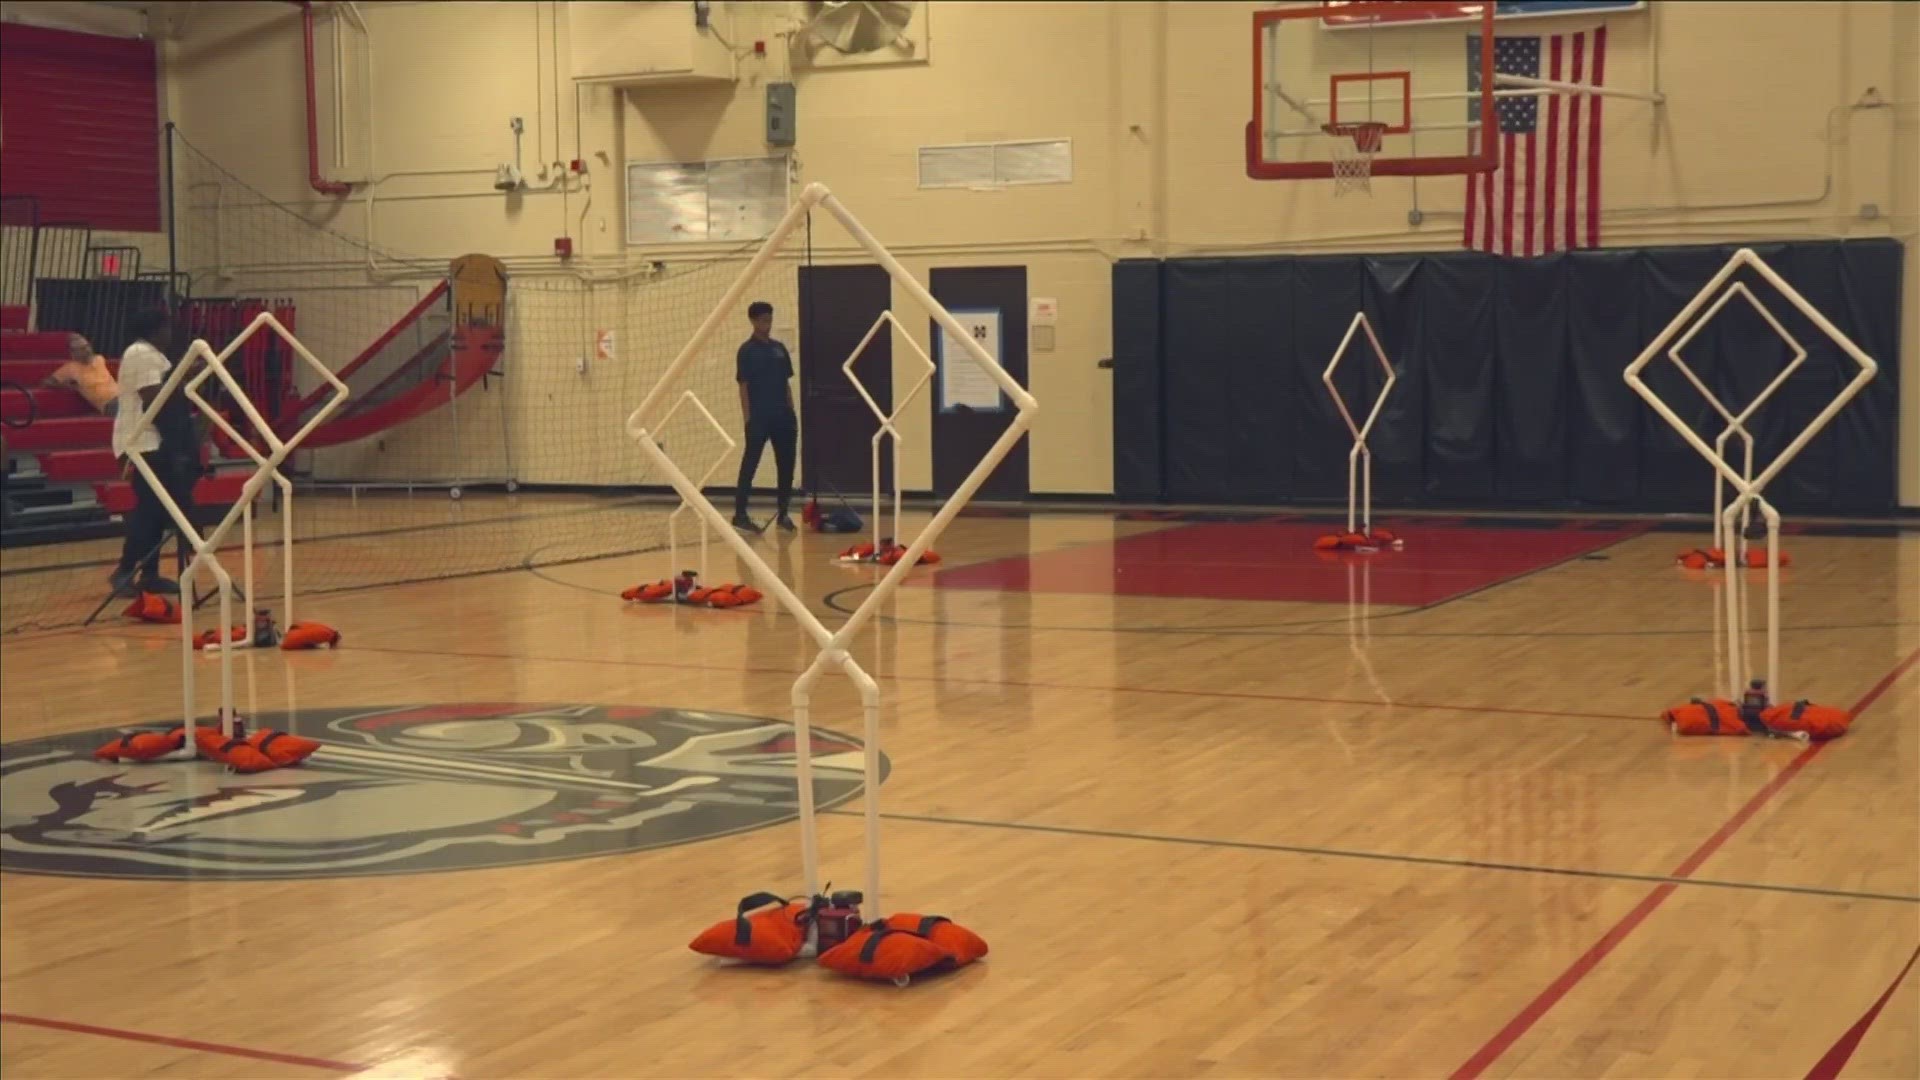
[110,307,195,597]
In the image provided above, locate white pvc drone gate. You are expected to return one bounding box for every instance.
[655,389,735,581]
[1323,311,1396,537]
[843,310,935,555]
[625,183,1036,921]
[121,312,350,756]
[1624,248,1878,704]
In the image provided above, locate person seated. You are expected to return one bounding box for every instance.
[41,334,119,415]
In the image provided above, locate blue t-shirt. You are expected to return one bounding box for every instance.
[736,336,794,420]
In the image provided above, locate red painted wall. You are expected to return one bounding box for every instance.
[0,22,161,232]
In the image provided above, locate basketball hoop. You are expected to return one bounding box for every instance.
[1324,121,1388,196]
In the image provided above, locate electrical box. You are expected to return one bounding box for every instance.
[766,82,796,147]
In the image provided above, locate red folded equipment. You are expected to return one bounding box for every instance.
[1662,697,1851,740]
[122,593,180,624]
[622,575,761,608]
[689,892,815,966]
[193,626,248,650]
[194,726,323,772]
[1676,547,1791,570]
[1314,528,1401,552]
[95,725,321,769]
[840,539,940,566]
[622,580,675,602]
[817,912,989,987]
[280,622,342,650]
[95,727,187,762]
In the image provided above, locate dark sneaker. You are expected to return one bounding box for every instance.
[732,513,761,534]
[108,569,140,598]
[775,514,797,533]
[137,574,181,595]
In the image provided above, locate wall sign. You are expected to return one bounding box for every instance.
[935,308,1005,413]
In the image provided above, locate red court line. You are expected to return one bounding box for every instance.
[1803,944,1920,1080]
[0,1012,367,1073]
[1449,645,1920,1079]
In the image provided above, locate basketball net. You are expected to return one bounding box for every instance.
[1325,121,1387,197]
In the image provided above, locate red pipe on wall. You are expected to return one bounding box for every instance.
[288,0,351,196]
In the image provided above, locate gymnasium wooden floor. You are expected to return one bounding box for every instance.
[2,506,1915,1078]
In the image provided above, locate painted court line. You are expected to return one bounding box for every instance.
[829,808,1919,907]
[1448,645,1920,1080]
[0,1012,366,1073]
[1803,944,1920,1080]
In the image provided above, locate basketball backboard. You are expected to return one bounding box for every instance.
[1246,1,1497,181]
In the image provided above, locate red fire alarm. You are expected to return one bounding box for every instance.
[554,237,574,259]
[754,40,766,55]
[570,159,584,173]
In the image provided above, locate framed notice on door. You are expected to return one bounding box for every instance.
[935,308,1005,413]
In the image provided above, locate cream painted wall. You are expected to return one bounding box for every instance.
[158,0,1917,504]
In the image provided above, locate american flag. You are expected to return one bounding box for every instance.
[1463,25,1608,256]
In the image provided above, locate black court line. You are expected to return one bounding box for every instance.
[824,807,1920,907]
[0,494,665,581]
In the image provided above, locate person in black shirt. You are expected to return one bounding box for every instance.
[732,300,798,533]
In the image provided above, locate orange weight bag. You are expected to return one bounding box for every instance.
[1663,698,1744,737]
[879,914,989,966]
[122,593,180,624]
[1761,700,1853,740]
[94,727,187,762]
[817,924,957,986]
[280,622,341,650]
[689,892,815,966]
[622,581,674,603]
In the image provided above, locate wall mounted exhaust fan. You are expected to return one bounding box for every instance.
[802,0,916,55]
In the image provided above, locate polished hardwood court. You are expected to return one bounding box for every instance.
[2,505,1915,1078]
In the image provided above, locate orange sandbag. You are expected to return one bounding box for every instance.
[710,580,760,607]
[122,593,180,624]
[191,726,279,772]
[879,914,988,966]
[280,622,341,650]
[1761,700,1851,740]
[1677,548,1718,570]
[1677,547,1792,570]
[817,924,956,985]
[193,626,247,651]
[1663,698,1744,737]
[94,727,186,762]
[838,542,876,562]
[689,892,813,965]
[621,581,674,603]
[877,545,939,567]
[250,729,322,766]
[1316,531,1393,551]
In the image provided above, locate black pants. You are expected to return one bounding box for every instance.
[118,452,196,575]
[735,411,797,517]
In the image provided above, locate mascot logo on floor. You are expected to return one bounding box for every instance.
[0,703,887,881]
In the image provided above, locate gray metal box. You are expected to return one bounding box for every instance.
[766,82,796,146]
